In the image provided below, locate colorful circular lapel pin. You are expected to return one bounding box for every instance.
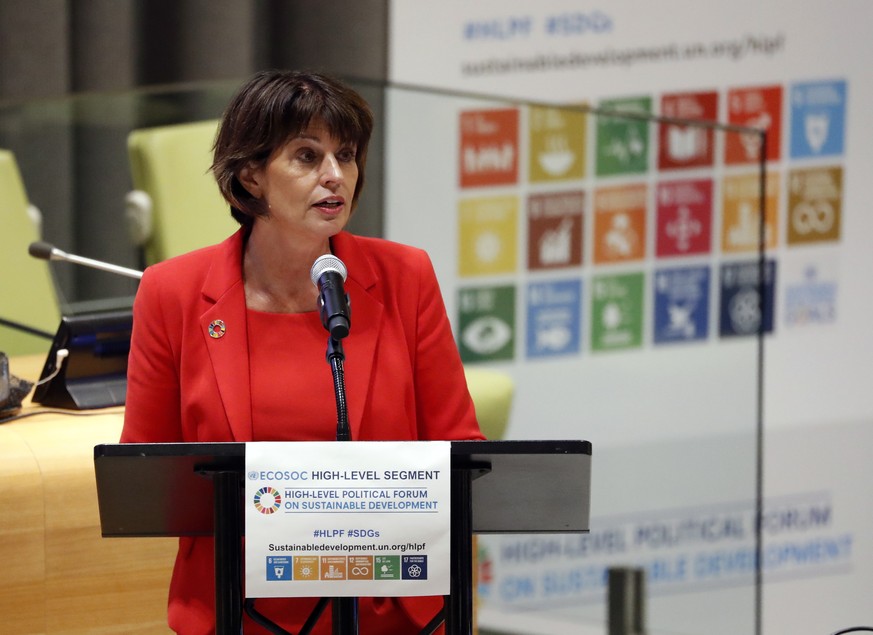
[208,319,226,339]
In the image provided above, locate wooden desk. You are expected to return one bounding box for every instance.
[1,356,175,634]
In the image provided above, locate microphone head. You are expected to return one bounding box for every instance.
[28,241,56,260]
[310,254,347,286]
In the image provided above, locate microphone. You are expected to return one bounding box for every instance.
[310,254,351,340]
[28,241,143,280]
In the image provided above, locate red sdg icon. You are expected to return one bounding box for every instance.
[656,179,713,258]
[459,109,519,188]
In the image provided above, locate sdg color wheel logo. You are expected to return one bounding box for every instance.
[253,486,282,514]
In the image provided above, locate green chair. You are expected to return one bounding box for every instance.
[464,367,514,440]
[0,149,61,356]
[126,120,238,265]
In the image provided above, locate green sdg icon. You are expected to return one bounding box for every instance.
[596,96,651,176]
[374,556,401,580]
[591,272,644,351]
[458,285,516,362]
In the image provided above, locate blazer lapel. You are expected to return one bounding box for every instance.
[333,233,383,441]
[199,231,253,442]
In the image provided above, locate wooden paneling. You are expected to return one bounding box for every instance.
[1,356,176,634]
[0,424,47,634]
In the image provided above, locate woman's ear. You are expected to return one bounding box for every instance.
[238,164,263,199]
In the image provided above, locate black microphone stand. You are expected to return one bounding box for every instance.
[324,336,358,634]
[327,337,352,443]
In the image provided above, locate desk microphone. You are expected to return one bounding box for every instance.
[310,254,351,340]
[28,241,143,280]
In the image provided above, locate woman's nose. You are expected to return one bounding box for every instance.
[320,154,343,186]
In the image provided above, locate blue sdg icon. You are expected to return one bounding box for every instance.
[401,555,428,580]
[790,79,846,159]
[526,280,582,358]
[266,556,292,581]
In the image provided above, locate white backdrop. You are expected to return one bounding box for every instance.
[386,2,873,634]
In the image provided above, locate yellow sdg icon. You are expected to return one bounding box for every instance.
[253,486,281,514]
[787,167,842,245]
[792,200,834,235]
[294,556,319,581]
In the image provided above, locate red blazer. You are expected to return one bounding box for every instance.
[122,229,483,634]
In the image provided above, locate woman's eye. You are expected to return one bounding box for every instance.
[338,149,357,162]
[297,149,317,163]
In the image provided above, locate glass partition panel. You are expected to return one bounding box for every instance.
[0,81,240,314]
[0,77,765,634]
[383,84,766,635]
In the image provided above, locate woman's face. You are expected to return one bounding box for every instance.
[242,121,359,243]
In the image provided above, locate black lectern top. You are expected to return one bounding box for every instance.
[94,439,591,537]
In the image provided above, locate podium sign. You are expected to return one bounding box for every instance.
[245,441,452,598]
[94,439,591,635]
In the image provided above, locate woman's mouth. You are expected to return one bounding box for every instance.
[314,197,344,212]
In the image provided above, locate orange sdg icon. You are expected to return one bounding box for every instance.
[348,556,374,580]
[593,185,647,264]
[721,172,779,253]
[320,556,347,580]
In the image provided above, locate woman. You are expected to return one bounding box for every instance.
[121,70,484,634]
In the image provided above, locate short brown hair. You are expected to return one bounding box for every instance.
[211,70,374,227]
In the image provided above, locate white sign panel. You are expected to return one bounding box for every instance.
[245,441,451,598]
[388,2,873,634]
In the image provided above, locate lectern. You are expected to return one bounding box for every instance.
[94,440,591,634]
